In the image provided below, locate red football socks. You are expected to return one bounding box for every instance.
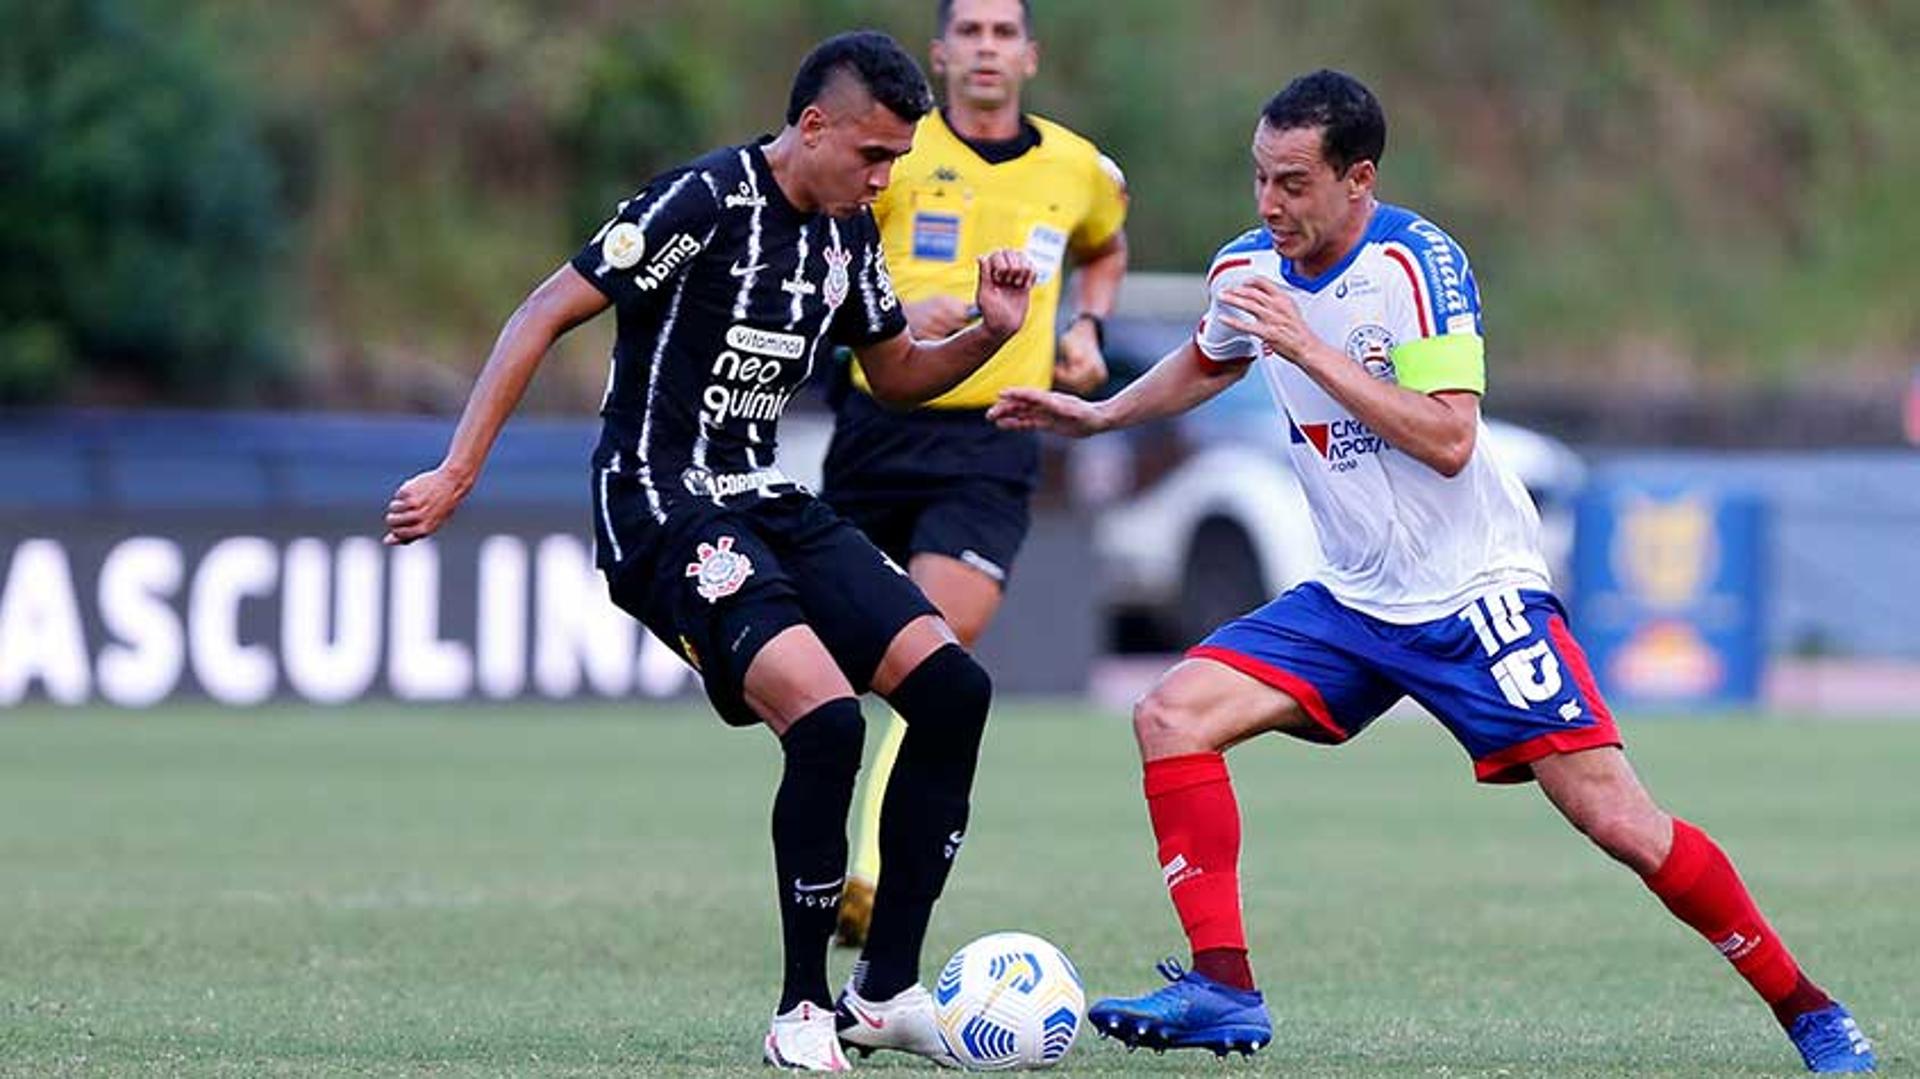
[1144,752,1256,990]
[1644,818,1831,1026]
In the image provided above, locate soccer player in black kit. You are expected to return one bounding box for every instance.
[383,32,1035,1072]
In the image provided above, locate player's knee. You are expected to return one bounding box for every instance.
[1570,805,1667,874]
[1132,687,1202,754]
[889,643,991,747]
[781,696,866,778]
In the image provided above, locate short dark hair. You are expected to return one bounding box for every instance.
[1260,69,1386,176]
[937,0,1033,34]
[787,30,934,126]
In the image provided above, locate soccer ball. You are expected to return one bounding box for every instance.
[932,931,1084,1070]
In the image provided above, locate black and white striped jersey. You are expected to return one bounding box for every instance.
[570,139,907,520]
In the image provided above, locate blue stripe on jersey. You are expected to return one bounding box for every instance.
[1370,203,1481,329]
[1278,221,1371,293]
[1214,227,1267,260]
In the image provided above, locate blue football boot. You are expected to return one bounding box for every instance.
[1788,1002,1875,1073]
[1086,959,1271,1057]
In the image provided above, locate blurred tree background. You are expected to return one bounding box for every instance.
[4,0,1917,424]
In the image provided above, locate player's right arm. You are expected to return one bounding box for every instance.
[988,241,1255,437]
[385,171,718,544]
[854,250,1037,407]
[383,267,608,545]
[988,338,1247,437]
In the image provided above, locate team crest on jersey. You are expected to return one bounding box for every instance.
[823,246,852,309]
[1345,324,1398,382]
[686,535,755,602]
[600,222,646,271]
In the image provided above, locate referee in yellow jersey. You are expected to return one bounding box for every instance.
[822,0,1129,946]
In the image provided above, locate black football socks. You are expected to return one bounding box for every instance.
[772,696,865,1012]
[859,645,992,1000]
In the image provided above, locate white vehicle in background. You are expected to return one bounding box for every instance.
[1081,274,1588,650]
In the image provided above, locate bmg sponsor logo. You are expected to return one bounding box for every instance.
[634,232,702,292]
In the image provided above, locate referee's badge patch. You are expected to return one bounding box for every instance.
[1024,224,1066,285]
[912,213,961,261]
[686,536,755,602]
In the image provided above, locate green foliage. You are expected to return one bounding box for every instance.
[0,0,286,404]
[562,26,740,233]
[10,1,1920,405]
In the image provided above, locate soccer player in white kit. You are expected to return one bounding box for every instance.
[989,70,1874,1073]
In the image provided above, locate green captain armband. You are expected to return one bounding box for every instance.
[1392,333,1486,394]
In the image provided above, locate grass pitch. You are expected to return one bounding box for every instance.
[1,701,1913,1076]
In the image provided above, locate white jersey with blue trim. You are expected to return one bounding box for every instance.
[1195,203,1550,623]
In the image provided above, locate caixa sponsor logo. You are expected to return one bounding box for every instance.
[1289,415,1390,472]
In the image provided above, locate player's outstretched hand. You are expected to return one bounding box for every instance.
[987,386,1106,438]
[383,467,468,545]
[1220,275,1317,362]
[973,250,1036,342]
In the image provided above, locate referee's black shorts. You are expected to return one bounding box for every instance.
[820,386,1039,587]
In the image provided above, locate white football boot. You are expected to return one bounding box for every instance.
[835,980,958,1068]
[764,1000,851,1072]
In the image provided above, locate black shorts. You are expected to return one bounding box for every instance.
[596,478,937,727]
[820,386,1038,586]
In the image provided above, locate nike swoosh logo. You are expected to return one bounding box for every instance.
[730,260,767,277]
[793,877,844,893]
[847,1002,886,1030]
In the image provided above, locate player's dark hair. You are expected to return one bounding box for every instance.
[1260,69,1386,176]
[936,0,1032,34]
[787,30,934,125]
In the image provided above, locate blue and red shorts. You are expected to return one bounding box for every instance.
[1191,582,1621,783]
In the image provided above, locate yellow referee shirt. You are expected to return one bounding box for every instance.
[852,110,1128,409]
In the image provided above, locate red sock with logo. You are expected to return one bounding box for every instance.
[1643,818,1831,1026]
[1144,752,1255,990]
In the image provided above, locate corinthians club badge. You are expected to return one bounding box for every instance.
[823,246,852,310]
[686,535,754,602]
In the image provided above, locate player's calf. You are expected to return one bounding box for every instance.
[859,644,991,999]
[771,697,866,1012]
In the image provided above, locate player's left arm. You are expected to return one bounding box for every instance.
[1219,274,1480,477]
[855,250,1036,407]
